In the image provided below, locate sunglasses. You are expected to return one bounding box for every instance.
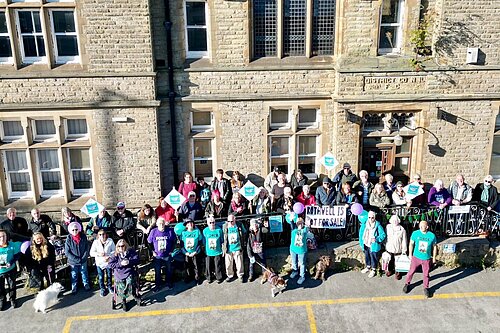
[117,245,125,248]
[208,222,215,224]
[485,180,492,183]
[368,216,376,219]
[98,233,106,236]
[71,229,79,231]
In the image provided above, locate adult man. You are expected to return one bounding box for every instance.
[353,170,374,207]
[271,172,288,204]
[448,174,473,206]
[472,175,498,211]
[0,208,30,242]
[263,167,280,195]
[28,208,57,240]
[403,220,437,298]
[203,216,224,284]
[223,214,247,282]
[178,191,204,221]
[147,217,176,292]
[315,177,336,207]
[332,163,358,191]
[180,219,203,284]
[210,169,232,204]
[112,202,136,242]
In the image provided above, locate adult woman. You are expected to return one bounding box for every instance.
[136,204,157,235]
[90,230,116,297]
[250,187,271,215]
[384,215,408,280]
[86,208,113,238]
[178,172,198,200]
[289,218,308,285]
[359,211,386,278]
[27,232,56,291]
[108,239,142,311]
[64,222,90,294]
[369,183,391,209]
[0,229,22,310]
[230,171,243,194]
[336,183,358,207]
[205,190,228,219]
[228,192,247,216]
[155,198,177,223]
[247,218,268,282]
[181,219,203,284]
[203,216,224,284]
[275,186,295,213]
[392,181,409,206]
[60,207,83,236]
[428,179,452,209]
[290,169,308,196]
[296,184,316,207]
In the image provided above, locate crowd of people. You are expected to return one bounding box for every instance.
[0,167,498,310]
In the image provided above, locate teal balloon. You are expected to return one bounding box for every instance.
[174,223,186,236]
[285,212,297,224]
[358,210,369,223]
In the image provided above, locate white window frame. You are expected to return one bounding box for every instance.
[270,108,292,130]
[2,150,33,199]
[0,10,14,64]
[297,108,319,129]
[15,9,47,64]
[190,110,213,132]
[269,135,291,174]
[64,118,88,141]
[32,119,57,142]
[297,135,318,178]
[67,148,94,196]
[36,148,64,197]
[378,0,405,55]
[490,113,500,181]
[49,9,80,64]
[191,138,214,180]
[0,120,24,143]
[184,0,210,59]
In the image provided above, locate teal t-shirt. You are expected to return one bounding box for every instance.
[0,241,22,274]
[226,226,241,253]
[203,227,223,256]
[290,227,308,255]
[411,230,437,260]
[181,229,202,254]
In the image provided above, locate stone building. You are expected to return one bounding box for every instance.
[0,0,498,214]
[0,0,161,212]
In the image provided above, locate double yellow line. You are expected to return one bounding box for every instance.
[62,291,500,333]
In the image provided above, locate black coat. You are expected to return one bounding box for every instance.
[0,217,30,242]
[29,215,57,239]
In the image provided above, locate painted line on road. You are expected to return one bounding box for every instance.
[62,291,500,333]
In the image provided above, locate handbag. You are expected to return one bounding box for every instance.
[381,251,391,271]
[395,255,411,273]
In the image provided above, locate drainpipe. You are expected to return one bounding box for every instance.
[164,0,179,186]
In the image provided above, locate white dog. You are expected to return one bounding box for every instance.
[33,282,65,313]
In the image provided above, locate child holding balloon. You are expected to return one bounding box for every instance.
[0,229,24,310]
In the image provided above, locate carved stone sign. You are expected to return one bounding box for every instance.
[363,76,427,91]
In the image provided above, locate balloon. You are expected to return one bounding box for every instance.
[285,212,297,224]
[358,210,369,223]
[351,203,364,216]
[21,241,31,254]
[293,202,305,214]
[174,223,186,236]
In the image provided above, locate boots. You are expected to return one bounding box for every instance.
[10,299,16,309]
[0,299,4,311]
[122,298,128,312]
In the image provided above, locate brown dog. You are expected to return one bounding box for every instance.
[261,268,287,297]
[312,255,332,281]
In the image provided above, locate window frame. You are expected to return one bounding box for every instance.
[32,119,57,142]
[269,108,292,130]
[184,0,210,59]
[64,118,88,141]
[269,135,291,174]
[15,9,47,64]
[190,110,213,132]
[36,148,64,197]
[0,10,14,64]
[2,150,33,199]
[191,138,214,180]
[490,113,500,181]
[67,148,94,196]
[49,8,80,64]
[378,0,405,55]
[297,134,318,177]
[0,119,24,143]
[297,108,319,129]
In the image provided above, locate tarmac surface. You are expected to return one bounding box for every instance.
[1,266,499,333]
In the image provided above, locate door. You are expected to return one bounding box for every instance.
[362,144,394,183]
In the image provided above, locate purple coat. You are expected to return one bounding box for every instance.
[428,187,452,207]
[108,249,139,280]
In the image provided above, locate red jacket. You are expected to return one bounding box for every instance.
[296,192,316,206]
[155,205,176,223]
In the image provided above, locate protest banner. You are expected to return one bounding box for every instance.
[80,198,105,218]
[239,181,259,201]
[269,215,283,233]
[165,188,186,210]
[404,182,424,200]
[305,205,347,229]
[319,152,339,171]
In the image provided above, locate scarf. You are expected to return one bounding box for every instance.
[71,233,81,244]
[231,199,242,212]
[481,184,490,203]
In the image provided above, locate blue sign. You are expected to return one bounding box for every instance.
[244,187,255,197]
[407,184,420,196]
[324,157,336,166]
[86,202,99,215]
[269,215,283,233]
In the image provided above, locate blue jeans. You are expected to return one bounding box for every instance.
[153,256,173,287]
[290,251,306,278]
[70,263,90,290]
[364,245,379,269]
[97,266,112,291]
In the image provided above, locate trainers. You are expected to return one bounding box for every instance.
[108,287,114,295]
[100,289,106,297]
[297,277,305,285]
[10,300,16,309]
[239,277,245,283]
[424,288,431,298]
[361,267,371,274]
[403,284,410,294]
[248,275,254,282]
[368,270,376,278]
[225,276,233,283]
[290,271,298,279]
[71,287,77,295]
[84,285,91,291]
[216,279,224,284]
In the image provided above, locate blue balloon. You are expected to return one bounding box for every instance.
[174,223,186,236]
[358,210,369,223]
[285,212,297,224]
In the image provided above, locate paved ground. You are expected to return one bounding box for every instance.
[1,266,499,333]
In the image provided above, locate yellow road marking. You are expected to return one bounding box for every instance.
[62,291,500,333]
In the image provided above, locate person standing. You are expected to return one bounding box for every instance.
[26,232,56,291]
[289,218,308,285]
[384,215,407,280]
[64,222,90,294]
[403,220,438,298]
[315,177,336,207]
[472,175,498,211]
[247,218,268,282]
[210,169,232,204]
[223,214,247,282]
[0,208,30,242]
[332,162,358,191]
[112,202,136,242]
[359,211,386,278]
[203,216,224,284]
[90,230,116,297]
[28,208,57,240]
[147,217,176,292]
[0,229,22,310]
[180,219,203,284]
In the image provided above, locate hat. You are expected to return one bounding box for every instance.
[116,201,125,209]
[183,218,194,226]
[188,191,197,198]
[322,177,331,183]
[343,163,351,169]
[68,222,82,233]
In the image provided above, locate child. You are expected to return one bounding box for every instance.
[0,229,22,310]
